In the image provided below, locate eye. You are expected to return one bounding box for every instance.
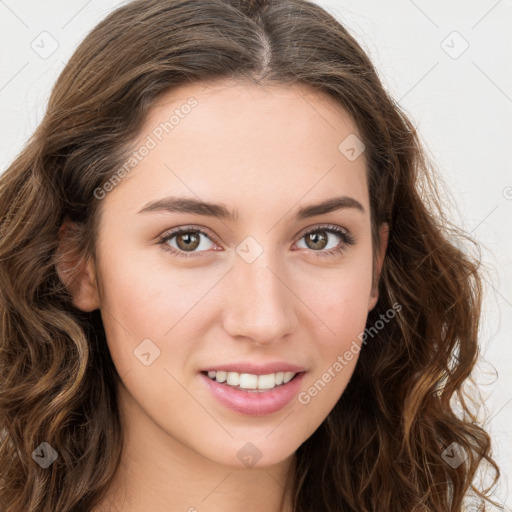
[157,226,218,258]
[295,224,356,258]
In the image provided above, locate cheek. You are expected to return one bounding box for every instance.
[293,253,373,432]
[97,239,199,328]
[304,247,374,338]
[94,246,194,371]
[307,274,371,378]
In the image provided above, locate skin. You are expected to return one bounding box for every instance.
[58,79,388,512]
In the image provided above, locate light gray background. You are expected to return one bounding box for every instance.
[1,0,510,508]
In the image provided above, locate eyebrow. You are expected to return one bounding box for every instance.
[137,195,365,221]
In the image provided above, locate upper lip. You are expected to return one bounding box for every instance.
[201,362,306,375]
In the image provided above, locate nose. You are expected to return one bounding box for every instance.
[222,254,298,346]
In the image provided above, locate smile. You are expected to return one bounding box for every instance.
[203,370,297,392]
[200,370,306,416]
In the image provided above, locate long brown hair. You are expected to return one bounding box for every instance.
[0,0,499,510]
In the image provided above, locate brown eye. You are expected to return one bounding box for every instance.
[158,227,217,258]
[175,232,201,251]
[304,231,329,250]
[296,225,356,258]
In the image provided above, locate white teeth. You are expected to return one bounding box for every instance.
[283,372,295,384]
[206,370,298,391]
[226,372,240,386]
[239,373,258,389]
[257,373,276,389]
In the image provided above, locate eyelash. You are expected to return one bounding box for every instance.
[157,224,356,259]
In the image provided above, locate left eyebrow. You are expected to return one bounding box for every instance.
[295,195,365,219]
[137,195,365,221]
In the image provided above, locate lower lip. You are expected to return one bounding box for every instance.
[200,372,305,416]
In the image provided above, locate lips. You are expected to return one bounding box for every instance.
[199,361,307,416]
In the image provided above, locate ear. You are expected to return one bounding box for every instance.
[368,222,389,311]
[56,218,100,312]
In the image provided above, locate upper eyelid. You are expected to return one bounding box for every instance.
[160,224,219,244]
[300,224,349,236]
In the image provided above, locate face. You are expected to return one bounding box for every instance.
[65,79,387,469]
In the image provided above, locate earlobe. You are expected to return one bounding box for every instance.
[56,220,100,312]
[368,222,389,310]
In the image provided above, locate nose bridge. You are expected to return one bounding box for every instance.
[222,243,297,343]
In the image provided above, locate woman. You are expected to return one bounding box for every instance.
[0,0,499,510]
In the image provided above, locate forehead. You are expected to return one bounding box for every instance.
[144,79,361,148]
[101,79,369,220]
